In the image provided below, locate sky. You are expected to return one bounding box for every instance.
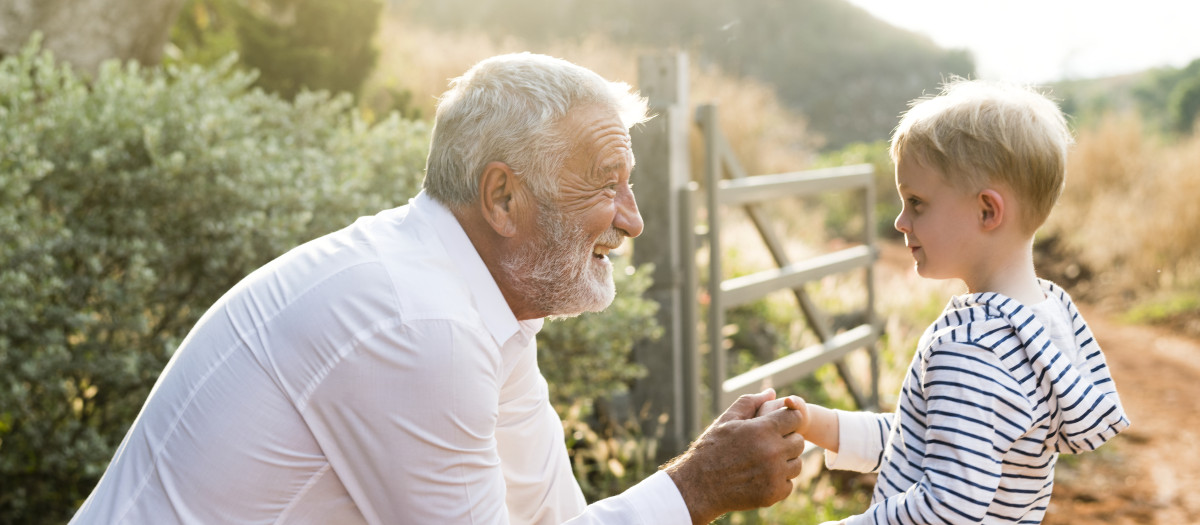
[844,0,1200,84]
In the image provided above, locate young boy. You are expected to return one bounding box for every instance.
[768,79,1130,524]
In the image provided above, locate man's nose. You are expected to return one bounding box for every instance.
[615,186,643,238]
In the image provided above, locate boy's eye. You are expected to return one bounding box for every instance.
[906,197,922,207]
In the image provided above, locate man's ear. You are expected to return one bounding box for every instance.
[978,188,1005,231]
[478,161,521,237]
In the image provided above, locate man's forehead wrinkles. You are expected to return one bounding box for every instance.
[585,160,626,183]
[599,159,628,173]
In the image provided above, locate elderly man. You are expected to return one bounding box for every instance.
[71,53,805,524]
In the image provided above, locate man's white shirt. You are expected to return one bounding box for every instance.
[71,191,688,524]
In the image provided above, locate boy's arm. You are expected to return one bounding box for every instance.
[760,396,893,473]
[822,409,893,473]
[798,403,839,451]
[843,343,1031,524]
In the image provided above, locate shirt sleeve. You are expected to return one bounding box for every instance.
[562,471,690,525]
[847,343,1033,524]
[824,410,892,473]
[494,332,587,523]
[299,318,512,524]
[496,330,690,525]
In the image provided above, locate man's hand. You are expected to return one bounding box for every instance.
[663,389,806,524]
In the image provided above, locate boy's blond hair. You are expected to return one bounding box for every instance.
[890,78,1073,232]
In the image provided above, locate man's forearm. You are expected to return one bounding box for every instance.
[662,390,806,524]
[663,454,724,525]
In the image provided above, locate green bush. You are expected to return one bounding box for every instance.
[538,258,662,501]
[233,0,383,99]
[1168,74,1200,134]
[0,38,661,522]
[0,39,427,523]
[1133,57,1200,135]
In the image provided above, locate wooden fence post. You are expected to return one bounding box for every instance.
[630,52,695,461]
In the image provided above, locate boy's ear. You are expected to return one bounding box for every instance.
[478,161,521,238]
[977,189,1005,231]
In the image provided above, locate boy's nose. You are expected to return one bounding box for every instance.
[894,213,910,234]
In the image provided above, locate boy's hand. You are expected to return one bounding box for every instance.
[755,394,810,436]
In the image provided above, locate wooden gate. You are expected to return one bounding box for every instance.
[630,53,882,457]
[696,105,881,417]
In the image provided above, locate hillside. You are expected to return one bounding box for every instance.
[387,0,975,148]
[1054,57,1200,135]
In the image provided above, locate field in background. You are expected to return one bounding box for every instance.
[1043,113,1200,334]
[365,14,820,178]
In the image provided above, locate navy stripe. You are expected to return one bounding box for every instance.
[1067,404,1117,435]
[1003,446,1046,459]
[925,395,998,418]
[928,424,994,447]
[1001,471,1052,481]
[926,466,997,491]
[1061,382,1095,412]
[1002,456,1053,470]
[1050,363,1072,388]
[928,481,988,519]
[926,439,1000,463]
[925,377,1025,414]
[878,468,909,494]
[927,361,1025,400]
[996,333,1020,357]
[870,419,888,471]
[989,487,1050,508]
[978,325,1008,341]
[926,408,1027,437]
[1014,311,1032,331]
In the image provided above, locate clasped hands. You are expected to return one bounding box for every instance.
[663,388,812,524]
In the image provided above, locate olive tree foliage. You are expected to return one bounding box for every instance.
[0,0,186,74]
[0,38,661,522]
[171,0,383,100]
[0,39,427,522]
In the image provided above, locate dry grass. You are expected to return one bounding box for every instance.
[1045,113,1200,305]
[366,10,819,179]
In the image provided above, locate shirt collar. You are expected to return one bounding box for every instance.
[411,191,544,345]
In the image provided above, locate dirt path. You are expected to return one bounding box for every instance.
[1043,307,1200,524]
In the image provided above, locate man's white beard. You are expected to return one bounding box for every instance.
[501,202,616,319]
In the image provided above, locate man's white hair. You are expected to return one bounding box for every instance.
[423,52,649,207]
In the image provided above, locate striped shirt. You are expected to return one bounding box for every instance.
[828,279,1130,524]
